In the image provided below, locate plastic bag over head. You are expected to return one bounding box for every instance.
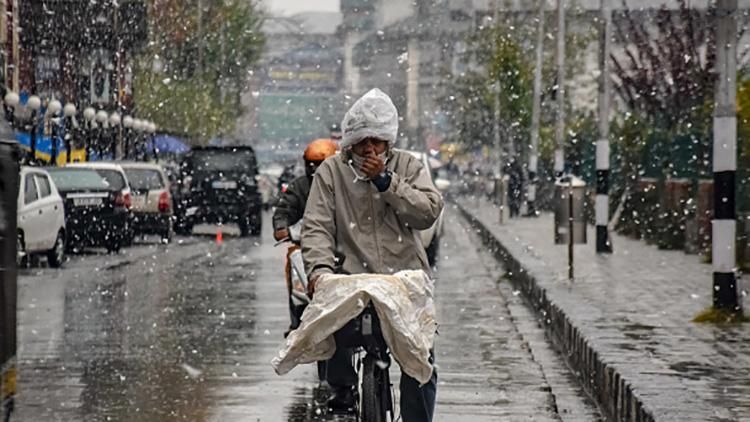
[340,88,399,149]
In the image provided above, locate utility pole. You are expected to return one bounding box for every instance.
[197,0,203,75]
[526,0,545,217]
[712,0,741,312]
[197,0,205,140]
[596,0,613,253]
[554,0,565,176]
[492,0,505,223]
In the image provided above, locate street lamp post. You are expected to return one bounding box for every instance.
[146,121,157,162]
[132,119,144,161]
[712,0,741,313]
[96,110,108,159]
[83,107,96,161]
[526,0,545,217]
[63,103,77,163]
[109,112,121,159]
[27,95,41,164]
[554,0,566,177]
[48,99,62,165]
[3,92,19,129]
[123,115,133,159]
[596,0,613,254]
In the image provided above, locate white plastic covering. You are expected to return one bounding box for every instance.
[340,88,399,148]
[271,270,437,385]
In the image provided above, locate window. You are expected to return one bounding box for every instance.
[94,169,126,191]
[24,174,38,205]
[186,150,257,173]
[35,174,52,198]
[124,169,165,191]
[47,169,109,192]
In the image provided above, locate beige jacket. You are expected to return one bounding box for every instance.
[302,149,444,279]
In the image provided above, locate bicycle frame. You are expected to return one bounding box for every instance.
[335,304,394,421]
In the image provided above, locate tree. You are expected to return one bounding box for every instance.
[440,10,593,168]
[134,0,265,141]
[611,1,717,134]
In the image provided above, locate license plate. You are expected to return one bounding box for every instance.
[73,197,102,207]
[212,181,237,189]
[131,196,146,209]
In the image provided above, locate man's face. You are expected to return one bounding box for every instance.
[352,137,388,156]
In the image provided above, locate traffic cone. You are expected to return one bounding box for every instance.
[216,229,223,245]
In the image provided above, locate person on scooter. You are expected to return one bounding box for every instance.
[273,139,338,242]
[273,138,338,334]
[301,88,443,421]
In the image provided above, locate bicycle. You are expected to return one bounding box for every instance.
[333,303,394,422]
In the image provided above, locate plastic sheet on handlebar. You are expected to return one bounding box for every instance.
[271,270,437,385]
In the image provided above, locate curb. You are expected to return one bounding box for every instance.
[456,202,654,422]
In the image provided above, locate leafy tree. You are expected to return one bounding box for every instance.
[440,8,594,168]
[134,0,265,141]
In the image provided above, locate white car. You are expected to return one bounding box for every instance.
[18,167,66,267]
[402,149,445,266]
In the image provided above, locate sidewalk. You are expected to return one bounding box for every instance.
[456,197,750,422]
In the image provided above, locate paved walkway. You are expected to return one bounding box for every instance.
[457,197,750,422]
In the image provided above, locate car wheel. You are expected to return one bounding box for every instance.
[175,217,193,236]
[162,221,174,244]
[250,212,262,236]
[17,232,27,268]
[47,231,66,268]
[238,217,251,237]
[426,236,439,267]
[106,236,122,254]
[124,222,136,246]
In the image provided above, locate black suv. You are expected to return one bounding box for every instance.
[175,146,263,236]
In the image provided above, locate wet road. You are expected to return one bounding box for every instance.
[16,209,601,421]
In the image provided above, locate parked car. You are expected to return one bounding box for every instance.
[119,162,173,243]
[402,149,445,266]
[17,167,66,267]
[53,163,134,252]
[175,146,263,236]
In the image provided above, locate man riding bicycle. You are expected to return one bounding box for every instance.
[302,89,443,421]
[273,138,338,334]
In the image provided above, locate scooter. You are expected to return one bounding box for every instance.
[276,222,327,383]
[276,222,310,330]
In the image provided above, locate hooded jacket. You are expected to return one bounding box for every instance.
[272,175,312,231]
[301,149,443,279]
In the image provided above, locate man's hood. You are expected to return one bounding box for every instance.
[340,88,398,149]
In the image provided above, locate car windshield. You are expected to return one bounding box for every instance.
[186,150,256,173]
[93,169,126,191]
[124,169,165,191]
[47,169,109,192]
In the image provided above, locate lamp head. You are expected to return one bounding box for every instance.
[96,110,108,123]
[109,112,121,126]
[48,100,62,115]
[83,107,96,121]
[4,92,19,107]
[28,95,41,111]
[63,103,77,117]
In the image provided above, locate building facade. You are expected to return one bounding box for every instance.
[13,0,147,111]
[241,11,344,145]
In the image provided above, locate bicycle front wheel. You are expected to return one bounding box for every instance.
[360,355,387,422]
